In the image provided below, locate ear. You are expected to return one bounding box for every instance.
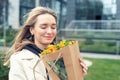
[30,27,34,35]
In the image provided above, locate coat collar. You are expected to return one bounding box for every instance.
[18,44,47,76]
[22,44,43,57]
[19,49,46,75]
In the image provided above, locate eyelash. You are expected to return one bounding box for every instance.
[51,26,56,29]
[40,25,56,29]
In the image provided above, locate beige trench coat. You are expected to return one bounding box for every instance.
[9,49,49,80]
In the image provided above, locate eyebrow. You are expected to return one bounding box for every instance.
[40,23,56,26]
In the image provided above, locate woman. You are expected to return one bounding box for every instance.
[4,7,87,80]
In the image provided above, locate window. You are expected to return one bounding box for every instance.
[0,2,3,24]
[19,0,35,25]
[75,0,103,20]
[0,0,8,26]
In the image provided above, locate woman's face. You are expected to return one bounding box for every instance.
[30,13,57,48]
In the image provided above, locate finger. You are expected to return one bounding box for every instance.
[79,57,86,64]
[82,68,87,76]
[80,62,88,70]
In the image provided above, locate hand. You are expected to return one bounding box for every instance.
[79,57,88,76]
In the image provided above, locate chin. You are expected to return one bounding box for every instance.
[44,40,53,44]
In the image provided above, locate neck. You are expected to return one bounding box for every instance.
[35,42,49,50]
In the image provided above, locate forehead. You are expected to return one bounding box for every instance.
[36,13,56,24]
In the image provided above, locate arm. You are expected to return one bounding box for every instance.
[9,55,27,80]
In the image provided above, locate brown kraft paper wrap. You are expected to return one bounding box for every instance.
[41,41,83,80]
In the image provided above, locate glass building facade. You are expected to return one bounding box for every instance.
[50,0,117,28]
[0,0,118,28]
[0,0,8,27]
[73,0,116,20]
[20,0,35,25]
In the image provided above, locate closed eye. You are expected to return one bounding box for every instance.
[51,25,56,29]
[40,24,47,29]
[39,24,56,29]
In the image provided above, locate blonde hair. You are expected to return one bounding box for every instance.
[4,7,57,66]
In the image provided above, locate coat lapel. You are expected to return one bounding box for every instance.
[21,49,47,76]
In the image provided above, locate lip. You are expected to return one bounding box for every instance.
[45,36,53,40]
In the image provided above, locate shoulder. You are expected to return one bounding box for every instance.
[11,49,38,60]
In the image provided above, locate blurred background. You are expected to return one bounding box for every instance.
[0,0,120,54]
[0,0,120,80]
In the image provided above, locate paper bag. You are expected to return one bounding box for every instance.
[41,41,83,80]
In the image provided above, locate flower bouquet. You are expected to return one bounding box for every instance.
[40,40,83,80]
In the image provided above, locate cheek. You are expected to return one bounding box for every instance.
[34,29,45,38]
[54,30,57,36]
[37,29,45,34]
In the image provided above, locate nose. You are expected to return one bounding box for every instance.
[47,27,52,34]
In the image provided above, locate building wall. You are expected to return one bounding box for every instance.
[8,0,19,29]
[8,0,40,29]
[116,0,120,19]
[5,0,120,29]
[66,0,76,25]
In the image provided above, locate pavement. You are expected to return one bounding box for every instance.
[80,52,120,60]
[80,52,120,67]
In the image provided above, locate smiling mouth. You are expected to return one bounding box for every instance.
[46,36,53,39]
